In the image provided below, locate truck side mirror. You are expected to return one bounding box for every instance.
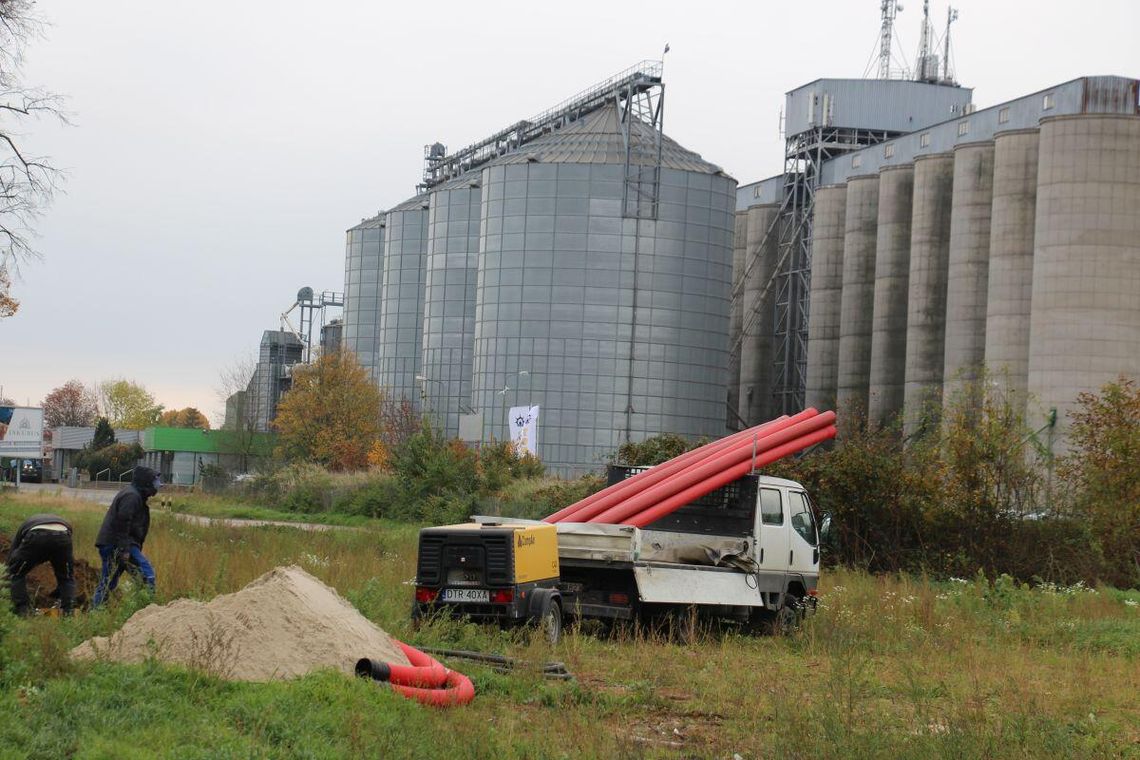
[818,512,832,543]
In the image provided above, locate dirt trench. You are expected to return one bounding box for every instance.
[0,532,101,609]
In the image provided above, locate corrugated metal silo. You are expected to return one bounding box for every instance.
[421,176,482,437]
[377,194,430,406]
[903,153,955,437]
[470,103,736,475]
[942,141,995,407]
[342,214,385,381]
[836,175,880,427]
[728,210,748,428]
[740,203,780,426]
[984,129,1039,412]
[804,184,847,412]
[1028,114,1140,445]
[868,165,914,427]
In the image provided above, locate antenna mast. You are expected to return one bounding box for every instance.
[943,6,959,83]
[878,0,903,79]
[915,0,934,81]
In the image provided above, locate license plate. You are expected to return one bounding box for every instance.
[447,568,483,586]
[441,588,490,603]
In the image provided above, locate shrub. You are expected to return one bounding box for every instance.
[615,432,704,467]
[75,442,144,481]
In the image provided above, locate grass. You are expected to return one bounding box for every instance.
[1,491,1138,758]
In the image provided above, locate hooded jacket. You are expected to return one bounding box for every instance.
[9,514,73,555]
[95,466,158,551]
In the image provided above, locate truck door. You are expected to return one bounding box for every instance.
[787,490,820,583]
[754,487,789,595]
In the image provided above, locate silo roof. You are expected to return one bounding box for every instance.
[347,213,385,231]
[487,103,729,176]
[388,193,432,213]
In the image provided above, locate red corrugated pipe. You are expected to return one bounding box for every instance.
[355,640,475,708]
[588,411,833,525]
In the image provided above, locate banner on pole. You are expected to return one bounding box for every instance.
[507,405,539,456]
[0,407,45,459]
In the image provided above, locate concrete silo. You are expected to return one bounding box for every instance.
[740,203,780,426]
[470,103,736,475]
[1028,114,1140,444]
[342,214,385,381]
[421,175,482,437]
[942,141,995,408]
[984,128,1039,412]
[804,184,847,413]
[868,165,914,427]
[377,194,430,406]
[836,175,880,426]
[727,211,747,428]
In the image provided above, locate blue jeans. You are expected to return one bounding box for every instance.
[93,545,155,607]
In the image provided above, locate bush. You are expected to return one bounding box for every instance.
[615,432,704,467]
[74,442,144,481]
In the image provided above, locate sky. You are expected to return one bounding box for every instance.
[0,0,1136,424]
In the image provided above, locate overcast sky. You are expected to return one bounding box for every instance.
[1,0,1136,423]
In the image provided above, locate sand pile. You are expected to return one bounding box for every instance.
[71,566,409,680]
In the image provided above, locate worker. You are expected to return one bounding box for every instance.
[5,514,76,616]
[92,465,161,607]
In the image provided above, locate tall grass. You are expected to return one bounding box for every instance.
[1,492,1137,758]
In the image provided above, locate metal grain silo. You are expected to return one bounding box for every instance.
[470,103,736,475]
[740,203,780,426]
[1028,114,1140,445]
[836,175,880,428]
[868,165,914,428]
[942,141,995,407]
[377,194,430,406]
[984,128,1039,413]
[342,214,385,381]
[902,153,955,437]
[421,175,482,437]
[804,184,847,412]
[727,210,747,428]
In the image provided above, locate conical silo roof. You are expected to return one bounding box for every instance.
[487,102,730,177]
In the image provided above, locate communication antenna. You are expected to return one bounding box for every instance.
[914,0,934,82]
[878,0,904,79]
[943,6,959,84]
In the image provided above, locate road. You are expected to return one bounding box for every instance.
[4,482,347,532]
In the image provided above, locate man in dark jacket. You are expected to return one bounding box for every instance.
[92,465,161,607]
[5,514,75,615]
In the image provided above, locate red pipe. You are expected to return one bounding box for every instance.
[623,425,837,527]
[544,415,792,523]
[386,641,450,688]
[389,668,476,708]
[588,411,835,525]
[557,412,816,524]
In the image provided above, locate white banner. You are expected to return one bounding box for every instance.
[507,405,539,456]
[0,406,45,459]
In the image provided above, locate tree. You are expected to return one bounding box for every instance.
[273,351,383,471]
[41,379,98,427]
[1058,377,1140,588]
[99,379,162,430]
[0,1,67,318]
[159,407,210,429]
[91,417,115,449]
[214,353,270,472]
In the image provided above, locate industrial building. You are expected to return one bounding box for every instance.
[343,62,737,475]
[735,73,1140,447]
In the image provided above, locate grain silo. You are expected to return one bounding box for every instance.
[739,203,780,426]
[341,214,385,381]
[727,211,747,428]
[804,184,847,412]
[835,175,880,423]
[421,175,482,437]
[377,194,430,406]
[469,98,736,474]
[1028,113,1140,447]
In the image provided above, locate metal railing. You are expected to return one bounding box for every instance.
[95,468,111,484]
[118,469,134,483]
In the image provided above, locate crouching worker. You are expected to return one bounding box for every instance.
[5,514,76,616]
[93,465,161,607]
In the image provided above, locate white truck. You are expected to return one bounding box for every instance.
[550,469,826,632]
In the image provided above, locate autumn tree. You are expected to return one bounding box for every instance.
[159,407,210,429]
[41,379,98,427]
[273,351,383,471]
[0,1,67,317]
[99,379,162,430]
[1058,377,1140,588]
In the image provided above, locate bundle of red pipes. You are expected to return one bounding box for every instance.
[544,408,836,527]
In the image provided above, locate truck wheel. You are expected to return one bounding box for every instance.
[541,600,562,645]
[771,595,803,636]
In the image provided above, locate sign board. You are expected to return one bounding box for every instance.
[0,406,45,459]
[458,412,483,443]
[507,405,539,456]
